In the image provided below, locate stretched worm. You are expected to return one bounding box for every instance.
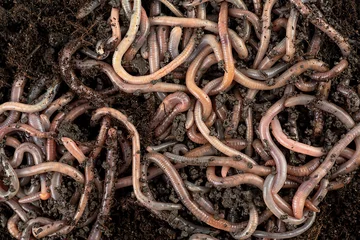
[146,141,177,153]
[159,0,183,17]
[43,91,75,119]
[0,74,26,128]
[74,60,187,93]
[284,8,299,62]
[61,137,87,164]
[240,63,289,81]
[169,26,182,60]
[290,0,351,57]
[253,0,277,68]
[228,8,261,39]
[88,128,118,240]
[0,79,59,115]
[157,26,170,61]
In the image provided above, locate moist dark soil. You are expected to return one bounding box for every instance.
[0,0,360,239]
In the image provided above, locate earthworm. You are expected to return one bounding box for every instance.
[225,90,242,138]
[284,8,299,62]
[290,0,351,57]
[7,214,21,239]
[172,144,189,155]
[186,36,223,119]
[168,26,182,60]
[240,63,289,81]
[32,220,66,238]
[115,163,186,189]
[258,38,286,70]
[328,176,353,191]
[307,28,322,57]
[0,123,55,140]
[311,59,349,81]
[187,124,209,144]
[244,106,254,157]
[253,0,277,68]
[74,60,187,93]
[124,8,150,62]
[90,107,181,211]
[192,193,217,215]
[59,39,107,106]
[189,234,218,240]
[272,18,288,32]
[215,119,225,140]
[28,113,46,153]
[181,8,195,50]
[252,213,316,238]
[5,199,29,222]
[184,180,210,193]
[295,78,318,92]
[214,102,227,122]
[157,26,170,61]
[313,81,331,137]
[289,125,360,218]
[18,191,41,204]
[11,142,49,200]
[253,0,262,15]
[234,59,329,90]
[149,17,248,59]
[61,137,87,164]
[146,141,177,153]
[76,0,104,19]
[194,79,257,164]
[230,201,258,239]
[116,131,132,175]
[88,128,118,240]
[185,139,247,157]
[159,0,183,17]
[121,0,131,19]
[43,92,75,119]
[15,162,84,183]
[148,26,160,74]
[39,114,50,131]
[263,174,306,225]
[0,151,20,200]
[259,94,289,194]
[0,74,26,128]
[210,2,234,94]
[252,139,271,161]
[164,153,270,176]
[228,8,261,39]
[0,79,59,116]
[151,92,191,137]
[337,84,360,113]
[331,141,360,179]
[144,152,257,232]
[311,178,329,206]
[204,166,293,216]
[20,217,53,240]
[62,103,94,123]
[103,7,121,51]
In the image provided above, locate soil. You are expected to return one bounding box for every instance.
[0,0,360,239]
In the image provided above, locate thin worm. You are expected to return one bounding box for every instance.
[313,81,331,137]
[104,7,121,51]
[117,131,132,174]
[307,28,322,57]
[149,16,248,59]
[7,214,21,239]
[32,220,66,239]
[253,0,277,68]
[150,92,191,137]
[337,84,360,113]
[240,63,289,81]
[185,139,247,157]
[252,213,316,238]
[59,39,106,106]
[165,153,270,176]
[225,90,242,138]
[61,137,87,164]
[20,217,53,240]
[228,8,261,38]
[272,18,288,32]
[284,8,299,62]
[172,144,189,155]
[290,0,351,57]
[157,26,170,61]
[144,152,258,232]
[146,141,177,153]
[124,8,150,62]
[258,38,286,70]
[181,8,195,50]
[15,162,84,183]
[159,0,183,17]
[184,180,210,193]
[121,0,131,19]
[252,139,271,161]
[43,91,75,119]
[215,2,235,93]
[0,80,59,115]
[0,74,26,128]
[88,128,118,240]
[295,78,318,92]
[74,60,187,93]
[5,199,29,222]
[76,0,103,19]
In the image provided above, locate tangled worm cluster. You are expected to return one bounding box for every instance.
[0,0,357,239]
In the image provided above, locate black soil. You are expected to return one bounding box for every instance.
[0,0,360,239]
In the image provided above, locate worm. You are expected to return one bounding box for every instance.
[61,137,87,164]
[76,0,104,19]
[159,0,183,17]
[7,214,21,239]
[169,26,183,60]
[20,217,53,240]
[146,141,177,153]
[252,139,271,161]
[0,73,26,128]
[284,8,299,62]
[74,60,187,93]
[240,63,289,81]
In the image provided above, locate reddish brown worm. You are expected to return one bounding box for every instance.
[61,137,87,164]
[74,60,187,93]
